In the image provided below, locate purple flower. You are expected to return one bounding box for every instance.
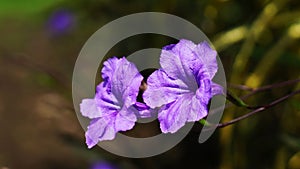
[80,57,144,148]
[143,39,223,133]
[47,9,75,35]
[90,161,117,169]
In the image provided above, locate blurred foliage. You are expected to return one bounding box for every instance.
[0,0,300,169]
[0,0,63,18]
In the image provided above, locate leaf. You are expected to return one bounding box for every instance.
[226,90,249,108]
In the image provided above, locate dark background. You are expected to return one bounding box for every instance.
[0,0,300,169]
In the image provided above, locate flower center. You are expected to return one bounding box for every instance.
[136,68,157,103]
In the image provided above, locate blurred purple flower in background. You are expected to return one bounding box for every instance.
[47,9,75,35]
[80,57,145,148]
[143,39,223,133]
[90,161,118,169]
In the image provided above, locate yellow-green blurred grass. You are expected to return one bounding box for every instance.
[245,23,300,88]
[230,0,287,84]
[213,0,300,168]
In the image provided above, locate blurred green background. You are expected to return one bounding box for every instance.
[0,0,300,169]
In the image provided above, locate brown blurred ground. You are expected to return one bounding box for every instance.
[0,19,88,168]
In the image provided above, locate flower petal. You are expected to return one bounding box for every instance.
[186,83,211,122]
[85,106,137,149]
[80,98,102,118]
[143,69,190,108]
[111,57,143,106]
[101,57,119,85]
[160,40,198,90]
[163,40,218,81]
[157,81,212,133]
[158,94,194,133]
[194,41,218,79]
[186,78,213,122]
[95,82,120,116]
[211,82,225,96]
[115,106,137,131]
[94,57,143,115]
[187,94,208,122]
[196,79,212,103]
[133,102,156,118]
[85,115,116,149]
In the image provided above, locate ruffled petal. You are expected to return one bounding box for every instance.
[186,84,210,122]
[95,82,120,116]
[163,40,218,81]
[115,106,137,131]
[122,73,143,107]
[111,57,143,106]
[160,40,198,90]
[85,106,138,149]
[187,94,208,122]
[195,79,212,105]
[143,69,190,108]
[133,102,152,118]
[211,82,225,96]
[80,99,102,118]
[186,78,212,122]
[92,57,143,116]
[194,41,218,79]
[101,57,119,85]
[158,94,194,133]
[85,115,116,149]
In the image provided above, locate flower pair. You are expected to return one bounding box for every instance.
[80,39,223,148]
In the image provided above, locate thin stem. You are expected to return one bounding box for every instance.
[229,78,300,95]
[228,84,254,91]
[217,89,300,128]
[222,78,300,110]
[242,78,300,99]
